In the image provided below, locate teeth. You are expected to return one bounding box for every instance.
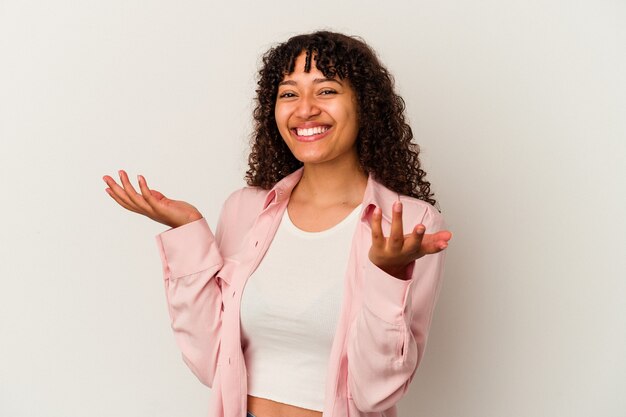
[296,126,329,136]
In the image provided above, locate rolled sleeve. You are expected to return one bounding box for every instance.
[155,217,223,279]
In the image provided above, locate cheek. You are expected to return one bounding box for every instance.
[335,98,359,131]
[274,106,290,132]
[273,109,291,144]
[342,109,359,136]
[273,106,282,126]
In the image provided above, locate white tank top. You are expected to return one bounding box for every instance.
[240,204,361,411]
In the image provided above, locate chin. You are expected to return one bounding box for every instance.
[294,156,328,165]
[288,148,329,164]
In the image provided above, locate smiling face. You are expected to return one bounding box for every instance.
[274,53,360,167]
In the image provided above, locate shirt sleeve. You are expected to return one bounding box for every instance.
[155,212,227,387]
[347,204,447,412]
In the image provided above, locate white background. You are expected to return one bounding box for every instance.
[1,1,624,416]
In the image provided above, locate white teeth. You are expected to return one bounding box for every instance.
[296,126,329,136]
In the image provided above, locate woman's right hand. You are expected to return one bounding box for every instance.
[103,170,203,228]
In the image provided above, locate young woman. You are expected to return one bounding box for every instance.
[103,31,452,417]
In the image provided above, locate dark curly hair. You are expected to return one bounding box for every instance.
[245,30,436,206]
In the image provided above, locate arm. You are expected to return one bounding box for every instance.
[103,170,231,387]
[347,205,448,412]
[156,217,225,387]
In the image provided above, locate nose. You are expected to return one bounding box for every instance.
[294,94,321,119]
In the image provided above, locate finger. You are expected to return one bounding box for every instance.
[118,170,141,198]
[103,175,140,211]
[119,170,154,215]
[435,230,453,250]
[137,175,161,210]
[105,187,141,214]
[429,230,452,251]
[404,223,426,254]
[370,207,385,249]
[388,201,404,251]
[420,230,452,255]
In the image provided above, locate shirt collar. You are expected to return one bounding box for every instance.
[262,167,305,210]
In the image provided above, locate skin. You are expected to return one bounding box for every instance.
[103,52,451,417]
[274,53,368,235]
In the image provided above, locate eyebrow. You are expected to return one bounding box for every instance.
[278,78,343,87]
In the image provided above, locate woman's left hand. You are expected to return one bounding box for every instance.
[369,201,452,280]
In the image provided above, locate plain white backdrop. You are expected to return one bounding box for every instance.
[1,1,624,416]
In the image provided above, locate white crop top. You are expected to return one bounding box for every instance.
[240,204,362,411]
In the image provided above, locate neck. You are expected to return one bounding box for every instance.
[294,156,368,207]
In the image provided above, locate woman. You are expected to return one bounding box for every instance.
[103,31,451,417]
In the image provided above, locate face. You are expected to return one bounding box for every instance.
[274,53,359,167]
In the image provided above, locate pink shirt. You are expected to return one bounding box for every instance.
[155,167,447,417]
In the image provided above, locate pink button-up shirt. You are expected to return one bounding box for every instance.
[155,168,447,417]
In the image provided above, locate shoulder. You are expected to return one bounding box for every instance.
[220,186,268,217]
[223,185,267,207]
[398,194,445,232]
[215,186,270,248]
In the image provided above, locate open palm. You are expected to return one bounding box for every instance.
[103,170,203,228]
[369,201,452,280]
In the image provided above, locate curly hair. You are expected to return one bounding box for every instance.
[245,31,436,206]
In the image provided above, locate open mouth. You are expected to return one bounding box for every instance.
[291,125,331,142]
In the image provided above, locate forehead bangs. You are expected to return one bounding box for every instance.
[279,47,348,81]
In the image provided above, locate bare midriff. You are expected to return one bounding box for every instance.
[247,395,322,417]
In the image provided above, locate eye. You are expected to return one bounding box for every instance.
[278,91,297,99]
[319,89,337,96]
